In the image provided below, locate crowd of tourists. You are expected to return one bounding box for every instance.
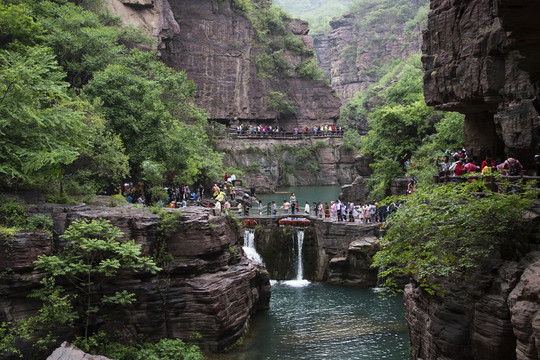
[234,124,344,137]
[253,192,399,223]
[437,149,526,177]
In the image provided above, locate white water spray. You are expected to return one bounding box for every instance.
[242,228,264,264]
[284,228,309,287]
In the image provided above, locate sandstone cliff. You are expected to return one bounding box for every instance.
[216,137,357,189]
[314,1,428,102]
[405,252,540,360]
[422,0,540,167]
[0,202,270,355]
[104,0,340,129]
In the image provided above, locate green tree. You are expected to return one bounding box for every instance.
[35,218,160,340]
[373,183,540,294]
[83,50,223,183]
[0,46,88,187]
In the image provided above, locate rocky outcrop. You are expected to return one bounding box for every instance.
[0,203,270,355]
[102,0,180,54]
[217,137,357,189]
[422,0,540,167]
[405,252,540,360]
[47,342,112,360]
[247,216,381,285]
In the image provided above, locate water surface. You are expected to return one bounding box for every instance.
[209,282,410,360]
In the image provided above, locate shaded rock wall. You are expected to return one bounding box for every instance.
[405,253,540,360]
[216,137,357,189]
[422,0,540,167]
[0,204,270,354]
[246,216,380,285]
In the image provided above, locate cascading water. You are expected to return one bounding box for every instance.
[242,228,264,264]
[285,228,309,287]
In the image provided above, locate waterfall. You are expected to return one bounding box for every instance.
[295,229,304,280]
[242,228,264,265]
[284,228,309,287]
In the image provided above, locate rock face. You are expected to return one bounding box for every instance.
[422,0,540,167]
[106,0,340,128]
[405,253,540,360]
[0,203,270,355]
[314,3,427,102]
[216,137,357,189]
[248,216,381,285]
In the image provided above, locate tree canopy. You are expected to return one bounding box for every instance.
[0,0,223,196]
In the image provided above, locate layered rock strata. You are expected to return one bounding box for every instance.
[422,0,540,166]
[216,137,357,189]
[0,203,270,354]
[105,0,340,128]
[405,252,540,360]
[314,4,427,102]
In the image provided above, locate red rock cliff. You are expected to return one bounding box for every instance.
[0,204,270,354]
[422,0,540,166]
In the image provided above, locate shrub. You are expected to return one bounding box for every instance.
[0,199,27,228]
[26,214,53,232]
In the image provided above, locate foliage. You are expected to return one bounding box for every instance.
[365,158,403,201]
[342,129,362,151]
[0,199,27,228]
[0,46,88,187]
[83,50,223,183]
[0,278,77,358]
[267,91,297,116]
[34,218,160,339]
[373,183,540,294]
[296,58,326,81]
[74,332,203,360]
[26,214,53,232]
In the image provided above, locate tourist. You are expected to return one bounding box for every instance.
[324,202,330,221]
[250,186,256,197]
[290,193,297,214]
[224,200,231,216]
[272,201,277,215]
[330,201,337,221]
[304,201,310,214]
[313,202,318,217]
[348,202,355,222]
[498,153,523,176]
[370,203,377,223]
[463,157,478,174]
[318,202,324,219]
[258,200,263,215]
[379,204,388,222]
[237,202,243,216]
[280,200,290,214]
[363,204,371,223]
